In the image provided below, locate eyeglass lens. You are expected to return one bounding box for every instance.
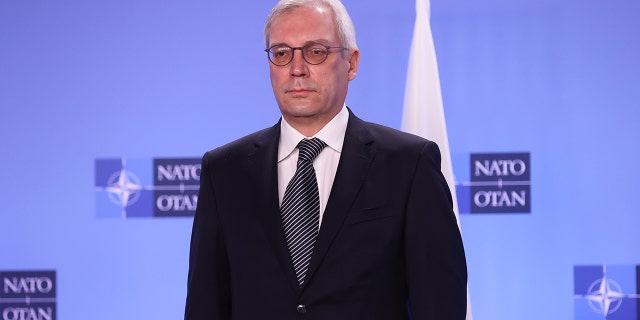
[268,43,330,66]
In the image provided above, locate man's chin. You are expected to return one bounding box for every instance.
[282,111,317,120]
[279,104,318,116]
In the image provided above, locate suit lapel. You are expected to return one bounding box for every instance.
[302,112,376,291]
[247,122,302,294]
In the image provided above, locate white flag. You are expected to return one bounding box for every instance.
[401,0,472,318]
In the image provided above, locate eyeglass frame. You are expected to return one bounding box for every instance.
[264,42,348,66]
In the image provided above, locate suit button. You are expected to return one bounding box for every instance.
[296,304,307,314]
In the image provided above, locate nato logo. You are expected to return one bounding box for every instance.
[1,271,56,320]
[460,153,531,213]
[574,265,640,319]
[95,157,200,218]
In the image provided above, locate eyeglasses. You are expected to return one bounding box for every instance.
[264,42,348,66]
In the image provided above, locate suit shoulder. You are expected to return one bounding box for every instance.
[355,120,442,168]
[202,126,277,163]
[362,121,438,151]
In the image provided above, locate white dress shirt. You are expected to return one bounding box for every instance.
[277,105,348,227]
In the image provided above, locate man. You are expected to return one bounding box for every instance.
[184,0,467,319]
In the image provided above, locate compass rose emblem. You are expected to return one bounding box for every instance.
[585,275,624,316]
[104,169,143,207]
[574,264,640,319]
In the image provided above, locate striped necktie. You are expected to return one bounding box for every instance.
[281,138,327,286]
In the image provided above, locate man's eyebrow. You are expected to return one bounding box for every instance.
[268,42,288,48]
[306,39,331,45]
[268,39,333,48]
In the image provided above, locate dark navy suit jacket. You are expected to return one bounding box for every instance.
[185,110,467,320]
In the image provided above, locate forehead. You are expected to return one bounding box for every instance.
[268,5,339,46]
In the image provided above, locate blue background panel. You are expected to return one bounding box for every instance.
[1,0,639,319]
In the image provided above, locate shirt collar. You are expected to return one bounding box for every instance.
[278,104,349,162]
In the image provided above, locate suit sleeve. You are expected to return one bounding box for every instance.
[184,153,231,320]
[405,141,467,319]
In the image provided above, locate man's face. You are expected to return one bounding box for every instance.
[267,5,359,132]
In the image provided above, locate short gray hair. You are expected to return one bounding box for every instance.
[264,0,358,51]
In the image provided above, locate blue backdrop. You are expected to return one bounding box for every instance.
[1,0,639,319]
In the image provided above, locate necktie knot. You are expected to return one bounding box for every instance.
[297,138,327,163]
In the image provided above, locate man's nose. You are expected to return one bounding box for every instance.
[290,49,309,77]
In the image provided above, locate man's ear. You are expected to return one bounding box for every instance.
[347,49,360,81]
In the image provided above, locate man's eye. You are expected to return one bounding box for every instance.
[272,48,291,57]
[308,47,326,56]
